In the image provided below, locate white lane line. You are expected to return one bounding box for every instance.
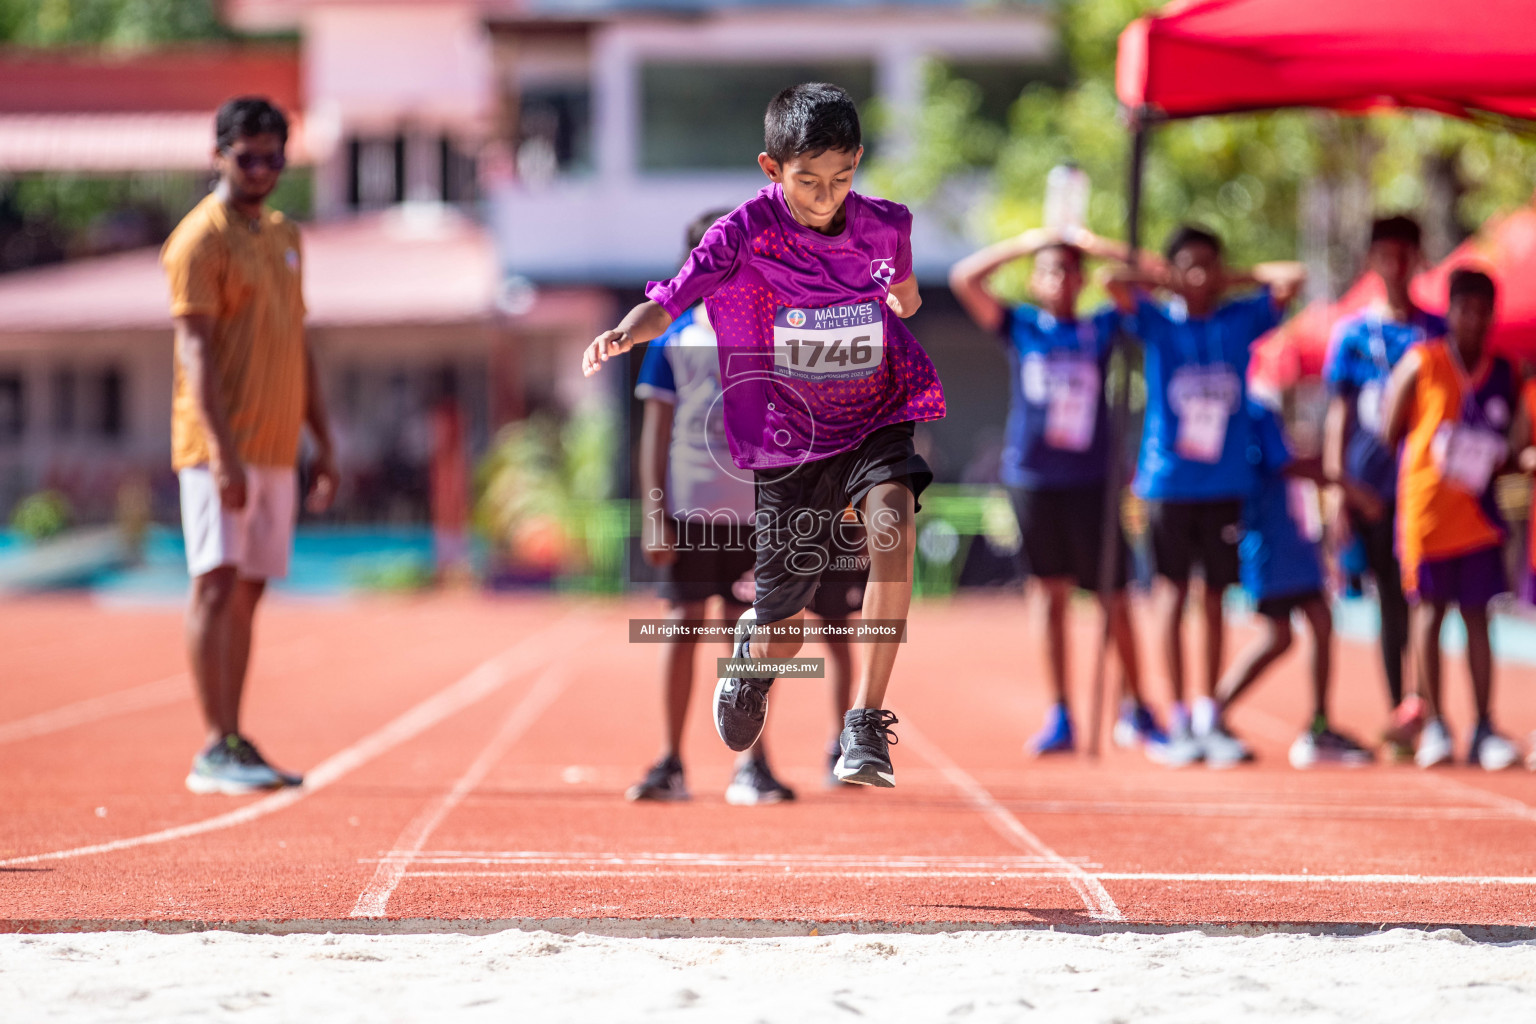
[361,852,1095,869]
[899,717,1123,922]
[350,664,572,918]
[999,799,1519,822]
[1418,772,1536,824]
[0,616,578,869]
[0,675,188,745]
[395,869,1536,886]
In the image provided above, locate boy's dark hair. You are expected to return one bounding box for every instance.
[1448,267,1496,305]
[686,208,733,254]
[1037,242,1084,271]
[764,83,861,164]
[216,96,289,151]
[1163,224,1223,262]
[1370,215,1422,249]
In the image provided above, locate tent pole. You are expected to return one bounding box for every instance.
[1086,122,1148,761]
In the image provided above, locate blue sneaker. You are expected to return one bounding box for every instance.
[1026,704,1074,756]
[185,734,299,795]
[1112,700,1168,749]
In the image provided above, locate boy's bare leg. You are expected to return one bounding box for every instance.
[1110,591,1145,702]
[853,481,915,710]
[1299,596,1334,723]
[1161,579,1190,706]
[187,566,239,744]
[1414,601,1448,719]
[1201,581,1225,700]
[823,630,855,738]
[1042,578,1072,705]
[1462,604,1494,722]
[1213,614,1293,718]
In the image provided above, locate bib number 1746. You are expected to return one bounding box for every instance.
[773,302,885,380]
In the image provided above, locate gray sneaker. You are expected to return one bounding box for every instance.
[185,734,298,795]
[713,611,774,752]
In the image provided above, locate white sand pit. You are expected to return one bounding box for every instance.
[2,926,1534,1022]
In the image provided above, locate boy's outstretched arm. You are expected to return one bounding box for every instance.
[886,274,921,319]
[581,301,674,377]
[1102,263,1164,314]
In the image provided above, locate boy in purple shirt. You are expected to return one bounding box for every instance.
[583,83,944,787]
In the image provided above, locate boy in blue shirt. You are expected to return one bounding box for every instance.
[1109,226,1305,765]
[949,226,1166,756]
[1322,216,1444,757]
[1208,398,1377,768]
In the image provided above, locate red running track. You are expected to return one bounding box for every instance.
[3,593,1536,934]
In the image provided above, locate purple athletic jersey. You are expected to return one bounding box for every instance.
[645,184,946,470]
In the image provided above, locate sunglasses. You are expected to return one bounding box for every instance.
[229,150,287,172]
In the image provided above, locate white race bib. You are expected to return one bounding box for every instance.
[1042,359,1099,452]
[773,302,884,380]
[1432,423,1506,495]
[1357,381,1384,434]
[1176,397,1229,463]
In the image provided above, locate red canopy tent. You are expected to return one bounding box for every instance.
[1117,0,1536,124]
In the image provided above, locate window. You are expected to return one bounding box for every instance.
[638,62,875,172]
[52,368,76,436]
[349,136,406,209]
[0,374,25,441]
[95,367,124,440]
[517,86,592,178]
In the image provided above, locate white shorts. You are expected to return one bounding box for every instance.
[178,465,297,580]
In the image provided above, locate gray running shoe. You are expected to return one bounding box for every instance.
[713,610,774,752]
[834,708,899,788]
[185,734,295,795]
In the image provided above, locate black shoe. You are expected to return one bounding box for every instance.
[625,754,689,802]
[724,756,796,805]
[713,611,774,752]
[834,708,899,788]
[826,739,849,787]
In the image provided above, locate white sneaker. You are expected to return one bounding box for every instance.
[1148,721,1203,767]
[1469,725,1519,772]
[1415,718,1454,768]
[1201,725,1253,769]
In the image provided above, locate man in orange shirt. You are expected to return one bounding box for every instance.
[1381,269,1520,771]
[161,97,337,793]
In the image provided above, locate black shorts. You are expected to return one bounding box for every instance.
[1143,498,1242,590]
[1008,483,1129,592]
[751,421,932,625]
[1255,589,1325,621]
[657,515,755,605]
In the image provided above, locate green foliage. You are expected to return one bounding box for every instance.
[11,490,72,542]
[0,0,229,46]
[871,0,1536,304]
[474,405,618,579]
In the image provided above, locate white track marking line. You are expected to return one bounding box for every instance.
[0,675,187,745]
[350,664,572,918]
[378,852,1094,868]
[1418,772,1536,823]
[394,868,1536,886]
[393,868,1536,886]
[0,615,579,868]
[899,717,1123,922]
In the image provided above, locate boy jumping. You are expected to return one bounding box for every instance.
[948,227,1164,756]
[584,83,943,787]
[1381,269,1521,770]
[627,209,864,803]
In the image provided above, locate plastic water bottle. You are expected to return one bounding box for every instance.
[1044,163,1090,233]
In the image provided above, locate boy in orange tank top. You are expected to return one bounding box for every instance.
[1381,270,1521,771]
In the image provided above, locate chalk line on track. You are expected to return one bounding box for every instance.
[393,868,1536,886]
[0,614,580,869]
[898,717,1123,922]
[0,675,187,745]
[350,664,573,918]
